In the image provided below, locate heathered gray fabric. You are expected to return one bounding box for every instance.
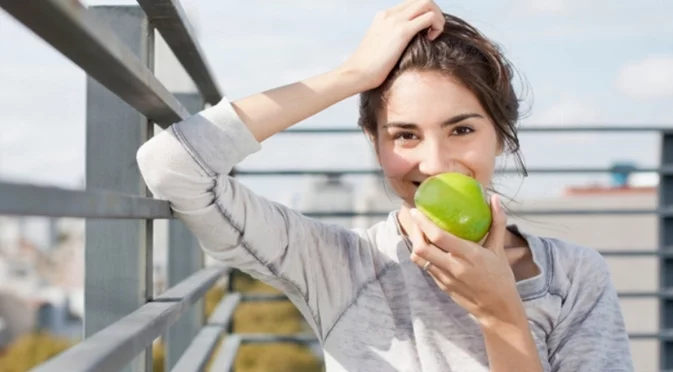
[136,99,635,372]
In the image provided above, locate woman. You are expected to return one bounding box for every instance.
[137,0,634,370]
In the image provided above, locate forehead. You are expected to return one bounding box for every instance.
[380,70,485,126]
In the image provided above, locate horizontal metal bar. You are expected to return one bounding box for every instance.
[32,268,223,372]
[171,327,223,372]
[241,293,288,302]
[209,335,242,372]
[238,333,319,345]
[135,0,222,104]
[208,293,242,326]
[0,181,172,218]
[155,266,227,303]
[618,291,673,299]
[300,209,673,218]
[629,331,673,340]
[0,0,189,126]
[234,167,667,176]
[599,250,673,257]
[171,292,240,371]
[281,126,673,134]
[34,302,178,372]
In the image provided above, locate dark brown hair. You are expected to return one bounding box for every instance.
[358,13,528,177]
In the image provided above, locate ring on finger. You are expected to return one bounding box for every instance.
[422,260,432,271]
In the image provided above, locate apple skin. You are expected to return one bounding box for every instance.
[413,172,492,242]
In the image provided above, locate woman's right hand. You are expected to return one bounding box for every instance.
[340,0,445,92]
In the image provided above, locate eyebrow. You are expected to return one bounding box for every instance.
[382,113,484,129]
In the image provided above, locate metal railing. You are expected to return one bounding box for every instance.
[0,0,671,371]
[0,1,316,371]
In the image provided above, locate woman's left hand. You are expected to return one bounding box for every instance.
[409,194,524,326]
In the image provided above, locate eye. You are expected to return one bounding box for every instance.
[452,126,474,136]
[393,132,419,141]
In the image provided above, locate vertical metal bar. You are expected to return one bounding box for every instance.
[165,92,205,370]
[659,132,673,369]
[227,169,237,336]
[84,6,154,372]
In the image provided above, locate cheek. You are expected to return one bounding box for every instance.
[464,141,498,186]
[377,145,414,180]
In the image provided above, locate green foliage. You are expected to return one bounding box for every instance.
[0,332,74,372]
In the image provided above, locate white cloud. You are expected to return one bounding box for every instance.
[523,97,602,145]
[616,55,673,100]
[531,97,600,126]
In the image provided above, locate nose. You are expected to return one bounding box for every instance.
[417,140,470,177]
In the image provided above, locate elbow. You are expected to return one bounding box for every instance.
[136,127,203,201]
[136,134,172,200]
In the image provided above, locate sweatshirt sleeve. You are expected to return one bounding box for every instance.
[547,248,635,372]
[136,98,377,340]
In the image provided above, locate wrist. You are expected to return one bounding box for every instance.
[476,298,529,331]
[333,63,376,93]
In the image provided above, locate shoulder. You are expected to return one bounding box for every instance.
[535,233,613,298]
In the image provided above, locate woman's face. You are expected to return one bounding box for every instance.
[373,70,502,207]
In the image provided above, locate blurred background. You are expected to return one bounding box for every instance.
[0,0,671,371]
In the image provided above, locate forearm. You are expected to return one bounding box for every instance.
[231,67,364,142]
[480,312,544,372]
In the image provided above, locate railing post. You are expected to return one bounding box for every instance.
[84,6,154,372]
[165,92,205,370]
[659,131,673,369]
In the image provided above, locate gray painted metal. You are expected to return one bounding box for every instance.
[630,331,673,340]
[170,327,223,372]
[0,0,189,126]
[84,6,155,372]
[0,181,171,218]
[280,126,673,134]
[32,268,224,372]
[659,132,673,369]
[208,293,242,325]
[599,250,673,257]
[34,302,176,372]
[164,93,206,370]
[135,0,222,104]
[208,335,242,372]
[618,291,673,299]
[155,267,227,303]
[241,293,288,302]
[239,333,319,344]
[233,166,669,176]
[171,293,241,371]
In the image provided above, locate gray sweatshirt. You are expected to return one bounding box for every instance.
[136,98,635,372]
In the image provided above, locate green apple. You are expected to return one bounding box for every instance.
[413,172,492,242]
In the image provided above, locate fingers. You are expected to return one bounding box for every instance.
[400,0,445,40]
[408,211,458,271]
[405,11,437,39]
[409,208,474,259]
[483,194,507,256]
[419,258,456,292]
[410,239,457,275]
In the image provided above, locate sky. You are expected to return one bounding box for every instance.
[0,0,672,205]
